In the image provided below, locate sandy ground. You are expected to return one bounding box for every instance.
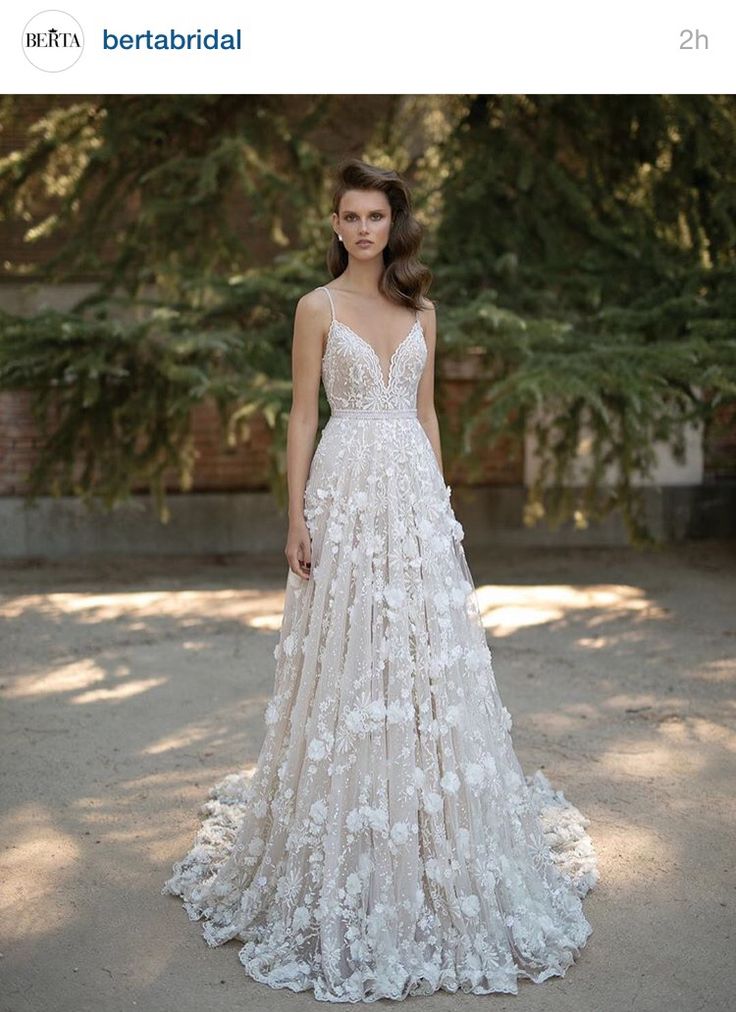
[1,541,735,1012]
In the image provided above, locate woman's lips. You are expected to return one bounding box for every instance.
[357,240,373,246]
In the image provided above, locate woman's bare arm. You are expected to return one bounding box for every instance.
[284,291,327,578]
[415,301,444,479]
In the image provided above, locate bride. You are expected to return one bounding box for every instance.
[162,157,599,1003]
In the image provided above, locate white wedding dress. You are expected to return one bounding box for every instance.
[161,285,598,1002]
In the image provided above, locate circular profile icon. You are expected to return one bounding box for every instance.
[22,10,84,72]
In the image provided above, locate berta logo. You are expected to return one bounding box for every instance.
[22,10,84,72]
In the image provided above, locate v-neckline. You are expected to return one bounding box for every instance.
[329,318,421,389]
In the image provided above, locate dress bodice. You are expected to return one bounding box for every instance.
[317,286,427,412]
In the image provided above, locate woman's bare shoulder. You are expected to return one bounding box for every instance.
[295,286,333,324]
[297,285,330,308]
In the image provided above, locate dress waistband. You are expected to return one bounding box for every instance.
[331,408,417,418]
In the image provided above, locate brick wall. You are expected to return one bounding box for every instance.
[0,375,520,497]
[704,402,736,483]
[0,391,42,495]
[3,381,734,499]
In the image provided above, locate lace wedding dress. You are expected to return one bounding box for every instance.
[161,285,599,1002]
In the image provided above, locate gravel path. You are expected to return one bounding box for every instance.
[1,541,734,1012]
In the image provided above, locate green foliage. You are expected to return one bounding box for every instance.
[435,280,735,545]
[0,95,734,543]
[0,254,330,521]
[432,95,736,543]
[0,95,332,295]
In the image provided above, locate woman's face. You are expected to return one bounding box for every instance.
[333,189,392,259]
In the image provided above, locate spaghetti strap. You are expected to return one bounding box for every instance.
[318,285,335,323]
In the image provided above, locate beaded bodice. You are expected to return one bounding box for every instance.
[317,286,427,412]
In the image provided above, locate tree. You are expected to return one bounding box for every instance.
[431,95,736,542]
[1,94,734,543]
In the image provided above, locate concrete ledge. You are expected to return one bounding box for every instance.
[1,484,734,559]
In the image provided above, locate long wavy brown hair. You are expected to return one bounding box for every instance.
[326,158,433,313]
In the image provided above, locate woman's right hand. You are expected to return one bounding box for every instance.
[285,517,312,580]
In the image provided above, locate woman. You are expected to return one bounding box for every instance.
[162,158,599,1002]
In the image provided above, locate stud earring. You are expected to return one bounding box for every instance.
[338,234,343,242]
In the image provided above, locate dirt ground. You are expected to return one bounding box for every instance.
[1,540,735,1012]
